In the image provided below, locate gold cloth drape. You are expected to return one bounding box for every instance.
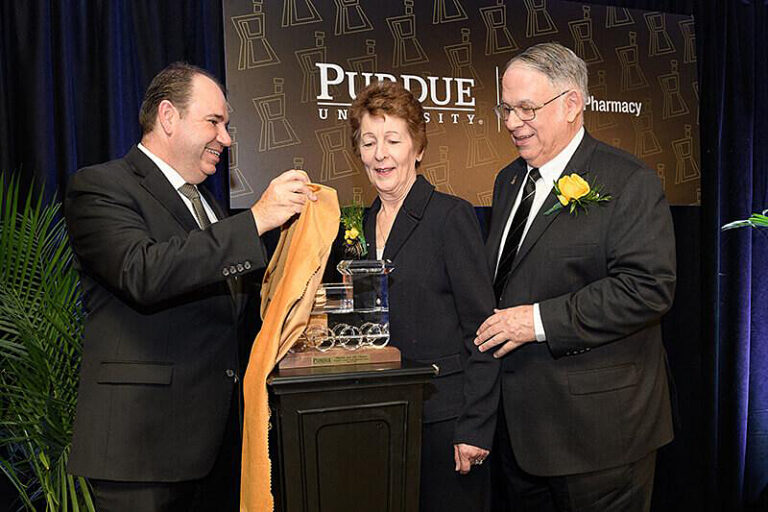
[240,184,340,511]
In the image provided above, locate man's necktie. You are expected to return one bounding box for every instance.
[179,183,243,299]
[178,183,211,229]
[493,168,541,300]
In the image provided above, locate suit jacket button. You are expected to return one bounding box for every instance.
[225,369,235,378]
[237,264,244,272]
[244,260,252,270]
[229,265,237,274]
[222,268,230,277]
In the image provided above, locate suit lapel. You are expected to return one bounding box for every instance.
[486,160,527,271]
[199,185,227,222]
[364,198,379,258]
[509,133,600,274]
[509,188,561,274]
[383,213,418,262]
[363,175,435,260]
[125,146,200,233]
[125,147,240,309]
[382,176,434,261]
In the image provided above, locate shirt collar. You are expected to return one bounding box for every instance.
[529,126,585,184]
[137,143,189,191]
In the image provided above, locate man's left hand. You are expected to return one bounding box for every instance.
[474,305,536,358]
[453,443,489,475]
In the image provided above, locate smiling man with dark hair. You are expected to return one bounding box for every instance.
[65,62,316,511]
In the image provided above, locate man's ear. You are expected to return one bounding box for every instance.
[157,100,177,135]
[565,90,583,124]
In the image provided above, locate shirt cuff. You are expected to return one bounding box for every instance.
[533,303,546,342]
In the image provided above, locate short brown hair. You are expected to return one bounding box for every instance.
[138,62,225,135]
[349,80,427,158]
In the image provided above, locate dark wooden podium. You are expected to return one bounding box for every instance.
[268,360,435,512]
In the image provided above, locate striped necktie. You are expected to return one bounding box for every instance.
[493,168,541,301]
[178,183,212,229]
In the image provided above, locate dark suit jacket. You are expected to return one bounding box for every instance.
[487,132,676,476]
[364,175,500,449]
[64,146,267,482]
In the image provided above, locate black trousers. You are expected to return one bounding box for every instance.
[420,418,492,512]
[91,390,241,512]
[492,410,656,512]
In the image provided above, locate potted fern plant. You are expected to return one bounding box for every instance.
[0,174,94,511]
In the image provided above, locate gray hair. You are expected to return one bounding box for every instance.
[503,43,589,104]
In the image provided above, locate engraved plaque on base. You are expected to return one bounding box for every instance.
[278,345,401,369]
[280,259,395,368]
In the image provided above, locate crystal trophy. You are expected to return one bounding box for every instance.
[283,260,398,368]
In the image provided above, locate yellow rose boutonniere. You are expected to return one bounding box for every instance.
[544,172,611,216]
[341,203,368,258]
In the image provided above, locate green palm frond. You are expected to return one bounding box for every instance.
[0,172,94,511]
[721,209,768,231]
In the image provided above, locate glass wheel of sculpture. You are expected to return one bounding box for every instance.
[291,333,310,353]
[360,322,389,348]
[306,324,335,352]
[332,323,362,350]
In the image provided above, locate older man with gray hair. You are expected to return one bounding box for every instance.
[475,42,676,511]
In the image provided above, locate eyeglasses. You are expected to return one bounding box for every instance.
[493,90,571,122]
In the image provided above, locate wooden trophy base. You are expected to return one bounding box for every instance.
[278,345,401,370]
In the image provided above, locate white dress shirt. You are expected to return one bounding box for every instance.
[495,127,585,342]
[137,143,219,228]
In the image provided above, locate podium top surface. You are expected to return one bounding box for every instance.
[268,359,436,389]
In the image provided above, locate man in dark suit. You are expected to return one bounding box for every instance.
[474,43,676,511]
[64,62,316,511]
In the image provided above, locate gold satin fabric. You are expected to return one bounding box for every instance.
[240,184,340,511]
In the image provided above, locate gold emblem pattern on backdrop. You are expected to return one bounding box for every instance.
[480,1,518,55]
[296,31,330,104]
[644,12,676,57]
[281,0,322,27]
[524,0,558,38]
[569,7,603,65]
[424,146,457,196]
[388,1,429,68]
[232,1,280,70]
[252,78,301,152]
[334,0,373,35]
[433,0,469,24]
[224,0,701,207]
[606,6,634,28]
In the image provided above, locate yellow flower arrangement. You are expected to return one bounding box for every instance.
[344,227,360,244]
[545,172,611,216]
[341,204,367,258]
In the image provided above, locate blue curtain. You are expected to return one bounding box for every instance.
[711,0,768,507]
[0,0,229,205]
[2,1,768,510]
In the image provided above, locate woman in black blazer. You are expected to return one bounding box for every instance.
[346,80,501,512]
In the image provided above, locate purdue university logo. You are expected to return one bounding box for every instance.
[315,62,479,125]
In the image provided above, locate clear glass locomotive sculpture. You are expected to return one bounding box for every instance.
[292,260,394,353]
